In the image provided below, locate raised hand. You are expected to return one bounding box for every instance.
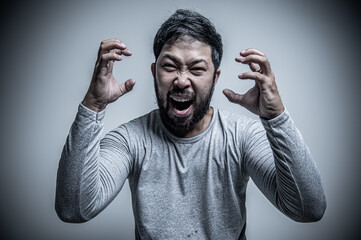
[82,39,136,112]
[223,48,284,120]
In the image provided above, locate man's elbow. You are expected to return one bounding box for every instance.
[306,193,327,222]
[300,206,326,223]
[294,198,327,223]
[55,202,88,223]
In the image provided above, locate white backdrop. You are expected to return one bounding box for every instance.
[0,0,360,239]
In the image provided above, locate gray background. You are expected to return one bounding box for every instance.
[0,0,360,239]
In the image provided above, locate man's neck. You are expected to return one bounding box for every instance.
[168,107,214,138]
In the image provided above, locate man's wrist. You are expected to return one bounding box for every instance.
[260,105,285,120]
[82,97,106,113]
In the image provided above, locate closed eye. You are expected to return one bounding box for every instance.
[162,64,177,72]
[191,67,206,75]
[191,67,206,71]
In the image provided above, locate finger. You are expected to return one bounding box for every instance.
[236,54,271,75]
[112,48,132,57]
[100,38,126,49]
[121,49,132,56]
[238,71,267,83]
[249,63,261,72]
[240,48,266,57]
[222,88,244,105]
[119,78,136,96]
[106,50,121,73]
[99,39,127,56]
[100,51,123,67]
[107,60,114,74]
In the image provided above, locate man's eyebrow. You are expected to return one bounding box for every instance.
[161,54,181,65]
[187,59,209,68]
[160,54,209,68]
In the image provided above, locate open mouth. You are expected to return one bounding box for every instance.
[170,95,194,116]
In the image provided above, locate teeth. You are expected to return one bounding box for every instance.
[170,96,192,102]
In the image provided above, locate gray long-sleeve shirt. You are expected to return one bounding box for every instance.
[55,104,326,240]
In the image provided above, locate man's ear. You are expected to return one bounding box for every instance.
[214,69,221,85]
[151,63,156,78]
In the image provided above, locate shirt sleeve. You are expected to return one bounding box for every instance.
[55,104,132,223]
[243,109,326,222]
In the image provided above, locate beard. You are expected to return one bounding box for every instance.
[154,77,215,137]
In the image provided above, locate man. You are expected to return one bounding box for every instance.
[56,9,326,239]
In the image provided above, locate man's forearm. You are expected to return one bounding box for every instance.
[55,104,107,222]
[245,110,326,222]
[260,110,327,222]
[55,104,131,223]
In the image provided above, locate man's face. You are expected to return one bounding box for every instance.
[152,37,220,135]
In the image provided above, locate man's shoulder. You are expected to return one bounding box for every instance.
[214,107,259,127]
[212,107,266,140]
[118,109,158,130]
[128,109,158,124]
[111,109,159,136]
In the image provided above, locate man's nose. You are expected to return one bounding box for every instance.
[174,72,191,89]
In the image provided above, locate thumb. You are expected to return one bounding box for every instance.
[222,88,245,106]
[119,78,136,96]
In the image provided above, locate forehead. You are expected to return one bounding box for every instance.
[158,38,212,63]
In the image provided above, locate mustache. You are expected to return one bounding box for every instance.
[168,89,195,99]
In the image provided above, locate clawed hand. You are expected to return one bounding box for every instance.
[82,39,136,112]
[223,48,284,120]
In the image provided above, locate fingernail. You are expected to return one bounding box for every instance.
[238,73,243,78]
[120,43,126,48]
[239,57,245,61]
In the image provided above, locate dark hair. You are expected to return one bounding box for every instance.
[153,9,223,72]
